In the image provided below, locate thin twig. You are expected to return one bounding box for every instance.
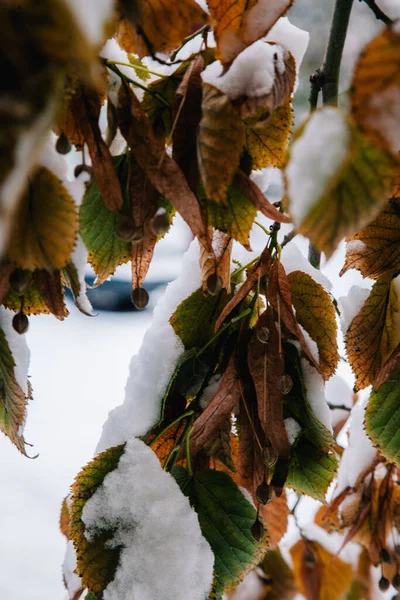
[280,229,297,249]
[238,380,264,452]
[360,0,393,25]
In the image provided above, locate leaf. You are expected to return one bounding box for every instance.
[149,420,187,466]
[288,271,339,379]
[173,467,268,598]
[170,287,228,350]
[237,382,265,500]
[237,171,291,223]
[0,326,30,455]
[3,281,49,316]
[70,444,125,595]
[198,84,246,204]
[351,26,400,155]
[286,437,338,502]
[200,232,233,293]
[61,261,92,316]
[34,270,68,320]
[259,548,297,600]
[286,110,397,258]
[0,263,14,305]
[116,0,208,59]
[345,273,394,391]
[341,200,400,279]
[207,0,294,65]
[189,356,240,459]
[79,154,131,286]
[204,418,236,472]
[365,366,400,466]
[117,81,208,247]
[245,100,293,170]
[267,260,319,369]
[248,308,290,457]
[127,54,151,81]
[7,167,78,272]
[215,246,271,331]
[290,539,353,600]
[60,497,71,540]
[259,494,289,549]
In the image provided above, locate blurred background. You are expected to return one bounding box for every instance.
[0,1,399,599]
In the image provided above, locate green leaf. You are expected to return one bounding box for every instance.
[365,367,400,465]
[128,54,151,81]
[0,326,30,455]
[286,437,338,502]
[79,154,131,286]
[70,444,125,595]
[173,467,268,598]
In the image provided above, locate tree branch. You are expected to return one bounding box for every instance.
[360,0,393,25]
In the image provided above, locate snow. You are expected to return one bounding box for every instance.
[62,541,82,599]
[83,437,214,600]
[301,359,332,432]
[280,242,333,291]
[71,236,93,315]
[284,417,301,446]
[335,402,377,494]
[265,17,309,90]
[239,0,293,50]
[250,167,273,191]
[338,285,370,333]
[298,323,319,363]
[346,239,367,253]
[100,39,145,105]
[64,0,114,46]
[96,242,202,453]
[226,569,265,600]
[202,40,288,100]
[286,108,350,228]
[199,374,222,411]
[326,375,353,429]
[0,308,30,398]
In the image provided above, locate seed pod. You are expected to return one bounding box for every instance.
[255,482,273,505]
[379,577,390,592]
[116,217,143,243]
[262,446,278,468]
[130,225,145,244]
[12,312,29,334]
[379,548,392,564]
[256,326,270,344]
[303,548,316,567]
[9,269,32,295]
[131,287,149,310]
[250,517,264,542]
[206,273,223,296]
[393,574,400,591]
[151,210,170,236]
[55,132,71,155]
[279,374,293,395]
[74,164,92,179]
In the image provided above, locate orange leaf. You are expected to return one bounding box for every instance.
[60,497,71,540]
[259,493,289,549]
[200,231,232,293]
[237,171,291,223]
[34,270,68,320]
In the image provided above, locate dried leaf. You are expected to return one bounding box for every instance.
[34,270,68,320]
[149,420,187,466]
[245,100,293,170]
[200,231,232,293]
[117,81,208,246]
[198,84,246,204]
[215,246,271,331]
[288,271,339,379]
[248,308,290,457]
[117,0,208,58]
[207,0,294,65]
[7,167,78,272]
[341,200,400,279]
[0,263,14,305]
[238,383,265,500]
[60,497,71,540]
[260,548,298,600]
[375,342,400,388]
[290,539,353,600]
[204,418,236,472]
[259,493,289,549]
[237,171,291,223]
[351,26,400,155]
[61,260,92,316]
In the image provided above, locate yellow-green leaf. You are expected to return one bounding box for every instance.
[7,167,78,272]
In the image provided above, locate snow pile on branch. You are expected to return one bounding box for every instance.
[301,359,332,432]
[284,417,301,446]
[286,108,350,229]
[63,541,82,599]
[266,17,309,89]
[97,242,202,453]
[326,375,354,429]
[83,438,214,600]
[338,285,370,333]
[280,242,332,292]
[0,307,30,397]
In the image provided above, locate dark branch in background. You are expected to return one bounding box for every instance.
[360,0,393,25]
[307,0,355,267]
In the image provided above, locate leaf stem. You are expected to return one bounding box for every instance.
[255,220,272,237]
[360,0,393,24]
[231,257,260,283]
[150,410,195,447]
[185,425,194,476]
[103,61,170,107]
[196,308,252,357]
[169,25,209,61]
[104,59,169,79]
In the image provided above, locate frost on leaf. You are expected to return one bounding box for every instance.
[285,107,397,257]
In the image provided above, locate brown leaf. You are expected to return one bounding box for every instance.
[129,155,159,289]
[117,81,208,247]
[116,0,208,59]
[198,83,246,204]
[200,231,232,293]
[203,418,236,472]
[238,384,265,499]
[207,0,294,65]
[288,270,339,379]
[34,270,68,320]
[0,263,13,304]
[149,420,187,466]
[267,260,319,369]
[345,273,393,390]
[75,86,123,211]
[375,342,400,388]
[237,171,291,223]
[341,200,400,279]
[259,493,289,549]
[214,246,271,331]
[248,308,290,458]
[189,356,240,458]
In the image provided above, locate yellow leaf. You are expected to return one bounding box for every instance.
[207,0,294,64]
[351,26,400,156]
[60,497,71,540]
[290,539,353,600]
[7,167,78,272]
[245,100,293,170]
[198,84,246,204]
[288,271,339,379]
[116,0,208,58]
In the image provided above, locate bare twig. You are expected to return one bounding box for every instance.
[360,0,393,25]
